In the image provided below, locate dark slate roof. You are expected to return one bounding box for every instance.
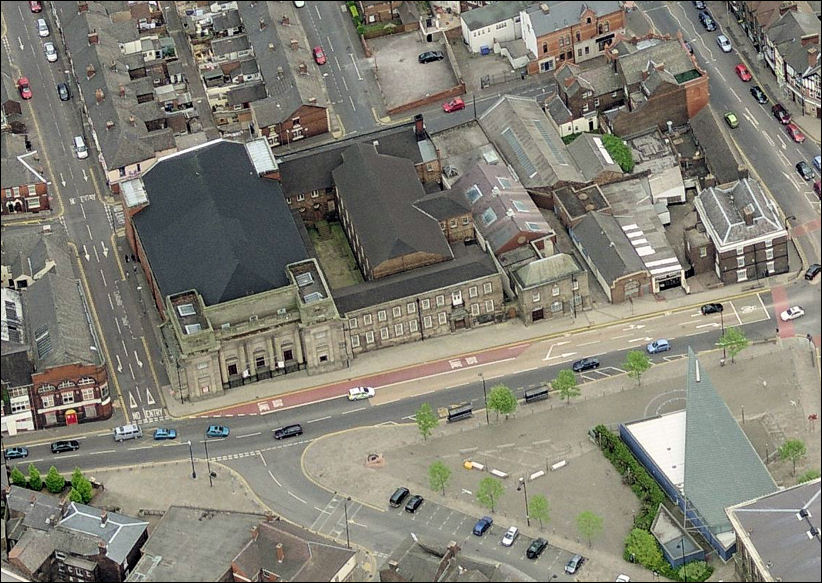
[571,211,646,283]
[557,62,622,98]
[1,132,45,188]
[134,140,308,306]
[0,341,33,388]
[226,82,267,106]
[694,178,783,250]
[333,244,496,314]
[525,2,623,36]
[617,39,696,87]
[461,1,532,31]
[6,486,61,532]
[683,348,777,534]
[565,133,623,182]
[212,9,242,33]
[766,10,820,46]
[58,503,149,566]
[413,189,469,220]
[689,105,744,184]
[544,95,573,125]
[211,35,250,56]
[332,143,451,269]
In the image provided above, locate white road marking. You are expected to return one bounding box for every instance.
[757,293,770,318]
[289,491,308,504]
[306,416,331,423]
[268,469,282,487]
[342,407,366,414]
[577,340,601,346]
[236,432,261,439]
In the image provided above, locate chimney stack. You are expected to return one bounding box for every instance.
[87,64,96,79]
[120,85,126,98]
[96,88,105,103]
[276,542,284,563]
[88,30,99,45]
[30,494,37,507]
[414,113,425,141]
[388,560,400,572]
[98,540,107,555]
[741,203,755,226]
[100,510,108,527]
[809,47,819,68]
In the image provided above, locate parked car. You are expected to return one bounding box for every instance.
[785,123,805,143]
[646,339,671,354]
[813,155,821,172]
[796,161,813,180]
[473,516,493,536]
[17,77,33,100]
[572,357,600,372]
[347,386,375,400]
[57,82,71,101]
[780,306,805,321]
[36,17,49,37]
[815,180,821,199]
[405,494,424,513]
[312,45,326,65]
[616,575,631,583]
[389,487,410,507]
[723,111,739,128]
[701,16,716,31]
[700,303,723,315]
[693,0,705,9]
[205,424,230,438]
[772,103,791,124]
[442,97,465,113]
[30,1,43,13]
[43,41,57,62]
[153,428,177,440]
[4,447,29,460]
[804,263,821,281]
[51,440,80,454]
[749,85,768,104]
[734,64,751,81]
[698,10,712,23]
[565,554,585,574]
[501,526,519,547]
[418,50,444,63]
[716,35,732,53]
[273,424,303,439]
[526,537,548,559]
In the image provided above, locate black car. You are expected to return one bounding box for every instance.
[796,161,813,181]
[405,494,424,513]
[51,440,80,454]
[389,487,410,507]
[701,16,716,31]
[57,82,70,101]
[4,447,29,460]
[693,0,705,8]
[526,537,548,559]
[700,303,723,315]
[698,9,712,23]
[572,357,600,372]
[273,424,303,439]
[418,50,444,64]
[805,263,821,281]
[772,103,791,124]
[750,85,768,104]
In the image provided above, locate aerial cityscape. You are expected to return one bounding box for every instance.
[1,0,820,581]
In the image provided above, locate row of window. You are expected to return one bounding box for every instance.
[286,190,324,204]
[531,280,580,302]
[41,388,98,408]
[37,377,97,393]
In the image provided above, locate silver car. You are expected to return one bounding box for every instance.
[44,41,57,62]
[501,526,519,547]
[716,35,732,53]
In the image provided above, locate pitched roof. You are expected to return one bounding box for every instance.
[766,9,820,45]
[512,253,582,289]
[544,94,573,125]
[331,143,452,269]
[617,39,697,87]
[571,211,646,283]
[413,189,470,220]
[689,104,745,184]
[58,503,149,566]
[1,133,45,188]
[557,61,622,98]
[134,140,308,306]
[6,486,61,532]
[565,133,623,182]
[461,1,532,31]
[524,1,622,36]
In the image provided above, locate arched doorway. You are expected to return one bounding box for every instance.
[65,409,78,425]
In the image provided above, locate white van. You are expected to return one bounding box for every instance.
[37,18,49,37]
[113,424,143,442]
[73,136,88,159]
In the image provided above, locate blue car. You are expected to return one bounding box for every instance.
[646,339,671,354]
[473,516,493,536]
[206,425,230,438]
[153,428,177,440]
[4,447,29,460]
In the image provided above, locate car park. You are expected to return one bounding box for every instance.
[780,306,804,321]
[57,82,71,101]
[37,18,49,37]
[501,526,519,546]
[701,16,716,31]
[734,64,751,81]
[17,78,33,100]
[723,112,739,128]
[473,516,493,536]
[700,303,723,315]
[565,554,585,574]
[772,103,790,124]
[206,424,230,438]
[347,386,375,400]
[526,537,548,559]
[51,440,80,454]
[44,41,57,62]
[4,447,29,460]
[797,161,813,180]
[153,428,177,440]
[312,45,326,65]
[442,97,465,113]
[749,85,768,104]
[785,123,805,143]
[405,494,424,513]
[647,339,671,354]
[716,35,732,53]
[273,424,303,439]
[572,357,600,372]
[805,264,821,281]
[815,180,821,198]
[389,487,410,507]
[418,50,444,63]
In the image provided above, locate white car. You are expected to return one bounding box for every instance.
[716,35,732,52]
[616,575,631,583]
[347,386,375,401]
[780,306,805,321]
[44,41,57,62]
[501,526,519,547]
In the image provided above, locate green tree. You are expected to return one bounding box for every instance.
[601,134,635,172]
[624,528,665,571]
[576,510,603,548]
[553,369,580,404]
[717,327,750,363]
[679,560,712,582]
[476,477,504,513]
[779,439,807,476]
[10,466,27,487]
[798,469,821,483]
[415,403,439,441]
[624,350,651,385]
[529,494,550,530]
[487,384,517,421]
[71,468,93,503]
[428,460,452,495]
[69,488,84,503]
[45,466,66,494]
[28,464,42,491]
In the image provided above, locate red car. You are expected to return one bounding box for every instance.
[442,97,465,113]
[785,122,805,143]
[29,1,42,13]
[734,64,751,81]
[312,46,326,65]
[17,77,33,100]
[814,180,821,199]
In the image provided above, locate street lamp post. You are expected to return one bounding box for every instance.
[187,440,196,479]
[478,372,489,425]
[203,439,214,487]
[343,496,352,549]
[720,308,726,361]
[517,477,530,527]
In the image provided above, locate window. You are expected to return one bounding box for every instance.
[62,391,75,404]
[452,290,463,305]
[736,246,745,255]
[41,394,54,408]
[449,218,457,228]
[512,200,530,212]
[380,327,389,340]
[586,17,591,24]
[552,286,560,296]
[604,21,610,32]
[365,331,375,344]
[736,268,747,282]
[481,207,497,226]
[350,317,358,329]
[532,291,540,302]
[594,98,600,106]
[471,303,480,316]
[392,306,402,318]
[81,388,95,401]
[227,362,238,376]
[572,279,579,291]
[766,260,775,273]
[407,302,416,314]
[526,222,543,231]
[485,299,494,312]
[421,298,430,310]
[58,380,74,389]
[559,37,564,48]
[255,352,266,368]
[551,300,562,312]
[11,400,29,414]
[576,31,581,42]
[542,42,548,54]
[378,310,387,322]
[469,286,478,298]
[483,282,493,294]
[363,314,373,325]
[311,191,319,198]
[765,247,773,260]
[699,247,707,258]
[424,315,433,328]
[436,294,445,307]
[351,334,360,348]
[585,46,589,55]
[297,193,305,201]
[582,103,589,113]
[736,256,745,268]
[394,323,404,336]
[462,217,470,225]
[438,312,448,325]
[409,319,418,332]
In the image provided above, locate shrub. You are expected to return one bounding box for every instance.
[10,466,27,487]
[678,560,713,582]
[28,464,43,491]
[45,466,66,494]
[601,134,635,172]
